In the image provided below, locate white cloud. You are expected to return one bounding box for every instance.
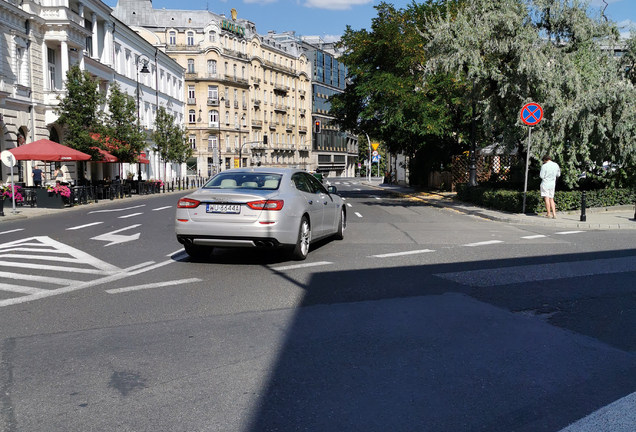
[323,34,341,43]
[244,0,277,4]
[616,19,635,38]
[303,0,372,11]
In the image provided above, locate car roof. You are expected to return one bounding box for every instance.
[217,168,306,176]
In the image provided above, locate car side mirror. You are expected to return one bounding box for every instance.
[327,186,337,194]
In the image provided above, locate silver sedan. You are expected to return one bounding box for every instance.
[175,168,346,260]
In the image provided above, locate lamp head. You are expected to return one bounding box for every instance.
[140,64,150,74]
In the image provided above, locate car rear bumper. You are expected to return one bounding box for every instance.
[175,218,299,248]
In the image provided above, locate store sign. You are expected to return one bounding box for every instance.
[222,20,245,37]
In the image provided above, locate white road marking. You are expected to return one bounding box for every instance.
[106,278,202,294]
[91,224,141,246]
[88,204,146,214]
[462,240,504,247]
[167,248,186,257]
[355,188,361,191]
[335,182,341,185]
[347,203,352,207]
[0,229,24,235]
[0,261,110,274]
[355,212,363,218]
[0,284,47,295]
[0,271,78,285]
[555,231,585,235]
[118,212,143,219]
[66,222,103,230]
[152,206,172,211]
[558,391,636,432]
[0,257,177,308]
[373,196,381,200]
[271,261,333,271]
[370,249,436,258]
[123,261,155,272]
[521,235,547,239]
[435,256,636,288]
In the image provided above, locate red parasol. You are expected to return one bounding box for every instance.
[90,147,118,162]
[9,139,91,161]
[138,152,150,164]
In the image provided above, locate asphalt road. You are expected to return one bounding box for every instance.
[1,177,635,431]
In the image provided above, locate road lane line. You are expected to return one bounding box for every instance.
[558,391,636,431]
[0,271,78,285]
[0,229,24,235]
[88,204,146,214]
[0,258,178,308]
[167,248,186,257]
[66,222,103,230]
[555,231,585,235]
[355,212,363,218]
[118,212,143,219]
[152,206,172,211]
[271,261,333,271]
[435,256,636,288]
[0,261,111,274]
[370,249,436,258]
[0,284,48,295]
[347,203,352,207]
[521,235,547,239]
[123,261,156,272]
[462,240,504,247]
[106,278,202,294]
[373,196,381,200]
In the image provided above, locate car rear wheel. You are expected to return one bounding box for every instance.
[290,216,310,260]
[334,209,345,240]
[184,243,213,259]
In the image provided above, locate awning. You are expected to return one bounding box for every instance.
[9,139,91,161]
[138,152,150,164]
[90,147,118,163]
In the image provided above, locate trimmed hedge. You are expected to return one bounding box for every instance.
[455,184,636,214]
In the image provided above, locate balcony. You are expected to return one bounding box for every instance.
[285,124,293,132]
[185,73,198,80]
[274,104,286,113]
[225,100,231,108]
[253,99,261,106]
[167,44,200,51]
[299,89,306,97]
[234,100,239,109]
[251,120,263,128]
[298,126,307,133]
[269,123,277,131]
[242,102,248,110]
[187,98,196,105]
[274,83,289,93]
[299,108,306,115]
[207,98,219,106]
[209,121,219,128]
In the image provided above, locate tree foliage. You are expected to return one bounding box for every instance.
[421,0,636,187]
[152,107,192,177]
[100,82,147,164]
[54,65,104,159]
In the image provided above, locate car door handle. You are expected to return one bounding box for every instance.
[323,201,328,205]
[308,200,313,205]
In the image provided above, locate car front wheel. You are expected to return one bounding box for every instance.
[290,216,311,260]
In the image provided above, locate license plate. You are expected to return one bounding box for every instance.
[206,204,241,214]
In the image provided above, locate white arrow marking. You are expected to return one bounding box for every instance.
[91,224,141,246]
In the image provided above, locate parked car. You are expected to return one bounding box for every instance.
[175,168,346,260]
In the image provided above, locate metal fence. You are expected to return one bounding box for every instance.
[452,154,519,191]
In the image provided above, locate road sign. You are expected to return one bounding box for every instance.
[520,102,543,127]
[1,150,16,167]
[371,142,380,151]
[372,155,380,163]
[372,150,379,157]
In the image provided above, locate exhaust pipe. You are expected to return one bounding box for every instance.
[184,238,193,244]
[264,241,274,248]
[254,240,264,247]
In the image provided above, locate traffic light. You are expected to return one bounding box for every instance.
[263,135,268,145]
[314,120,321,133]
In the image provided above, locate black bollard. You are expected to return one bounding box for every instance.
[580,191,587,222]
[163,183,165,193]
[0,196,4,216]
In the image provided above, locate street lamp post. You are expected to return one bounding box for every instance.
[135,55,150,181]
[237,114,247,168]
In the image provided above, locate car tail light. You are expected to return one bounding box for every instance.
[177,198,200,208]
[246,199,284,211]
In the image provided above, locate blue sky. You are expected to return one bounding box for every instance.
[105,0,636,41]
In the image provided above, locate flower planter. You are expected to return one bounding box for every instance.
[35,188,66,209]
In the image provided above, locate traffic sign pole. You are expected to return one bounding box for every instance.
[522,127,532,214]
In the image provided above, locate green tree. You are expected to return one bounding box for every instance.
[54,64,104,159]
[329,1,470,184]
[422,0,636,188]
[152,107,192,180]
[100,82,147,164]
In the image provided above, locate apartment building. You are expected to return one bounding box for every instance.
[268,33,358,177]
[0,0,185,185]
[113,1,312,176]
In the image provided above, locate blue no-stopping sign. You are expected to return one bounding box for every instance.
[520,103,543,126]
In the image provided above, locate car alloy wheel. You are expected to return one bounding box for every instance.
[291,216,310,260]
[334,209,345,240]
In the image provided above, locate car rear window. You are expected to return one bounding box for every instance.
[203,173,282,190]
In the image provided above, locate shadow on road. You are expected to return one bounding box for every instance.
[247,248,636,432]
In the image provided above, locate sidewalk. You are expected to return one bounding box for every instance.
[362,179,636,230]
[0,189,186,223]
